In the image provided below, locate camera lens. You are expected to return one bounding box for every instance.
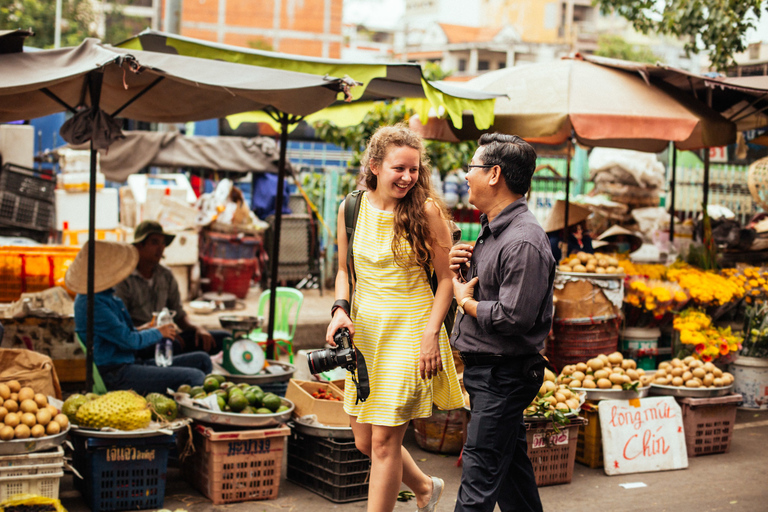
[307,348,338,375]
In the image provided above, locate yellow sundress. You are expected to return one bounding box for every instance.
[343,193,465,426]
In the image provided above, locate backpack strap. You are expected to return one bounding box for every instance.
[344,190,363,301]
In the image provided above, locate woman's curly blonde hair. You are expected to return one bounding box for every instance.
[359,124,449,273]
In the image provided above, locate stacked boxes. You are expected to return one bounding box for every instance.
[0,447,65,500]
[0,164,55,242]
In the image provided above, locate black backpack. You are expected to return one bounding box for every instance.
[343,190,460,335]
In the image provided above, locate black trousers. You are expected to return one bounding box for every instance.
[456,356,545,512]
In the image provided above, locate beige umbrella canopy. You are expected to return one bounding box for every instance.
[411,57,735,152]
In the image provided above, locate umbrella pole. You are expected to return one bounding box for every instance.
[562,138,572,258]
[86,71,103,393]
[669,143,677,242]
[266,115,291,360]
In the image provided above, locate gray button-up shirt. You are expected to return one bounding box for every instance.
[114,265,187,327]
[450,197,555,356]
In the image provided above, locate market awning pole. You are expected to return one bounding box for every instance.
[702,88,712,212]
[266,114,291,360]
[669,143,676,242]
[562,137,572,258]
[86,71,104,393]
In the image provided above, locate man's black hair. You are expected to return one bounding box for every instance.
[477,133,537,195]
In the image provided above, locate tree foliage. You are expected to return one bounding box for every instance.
[0,0,98,48]
[594,0,767,71]
[595,34,659,64]
[312,100,476,177]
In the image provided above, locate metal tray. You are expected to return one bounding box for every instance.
[179,398,294,427]
[211,360,295,385]
[571,386,651,401]
[556,271,625,279]
[0,425,70,455]
[289,418,355,440]
[68,418,192,439]
[649,383,734,398]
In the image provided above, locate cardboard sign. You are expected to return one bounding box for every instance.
[531,428,569,449]
[598,396,688,476]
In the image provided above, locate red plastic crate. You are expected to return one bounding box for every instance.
[677,394,742,456]
[200,256,258,299]
[182,424,289,505]
[526,417,585,486]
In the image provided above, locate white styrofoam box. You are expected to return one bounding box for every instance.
[124,228,199,266]
[55,188,119,231]
[57,171,105,191]
[143,187,187,223]
[0,124,34,168]
[57,148,98,174]
[168,264,190,302]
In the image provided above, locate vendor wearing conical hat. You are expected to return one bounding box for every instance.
[542,200,593,261]
[594,225,643,254]
[67,241,212,395]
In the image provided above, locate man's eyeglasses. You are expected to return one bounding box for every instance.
[467,163,495,170]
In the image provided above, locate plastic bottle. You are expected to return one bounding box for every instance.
[154,307,175,367]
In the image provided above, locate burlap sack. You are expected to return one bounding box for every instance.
[0,349,62,399]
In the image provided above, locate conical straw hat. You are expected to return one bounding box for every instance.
[65,241,139,294]
[597,225,643,252]
[542,200,591,233]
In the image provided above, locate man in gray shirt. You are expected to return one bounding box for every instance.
[450,133,555,512]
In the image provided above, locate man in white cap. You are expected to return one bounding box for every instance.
[67,241,212,394]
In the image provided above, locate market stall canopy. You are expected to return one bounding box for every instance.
[66,131,284,181]
[0,38,354,125]
[410,56,736,152]
[118,30,502,130]
[580,54,768,133]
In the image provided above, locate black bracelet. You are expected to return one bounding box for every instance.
[331,299,350,319]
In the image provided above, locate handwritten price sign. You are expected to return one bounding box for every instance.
[598,396,688,476]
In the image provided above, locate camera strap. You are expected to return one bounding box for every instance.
[352,346,370,403]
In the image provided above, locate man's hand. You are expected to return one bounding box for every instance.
[195,327,216,352]
[157,323,178,340]
[453,276,479,305]
[449,243,473,280]
[136,321,154,331]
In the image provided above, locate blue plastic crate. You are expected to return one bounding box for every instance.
[71,434,176,512]
[200,230,261,260]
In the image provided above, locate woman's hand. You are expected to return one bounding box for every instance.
[326,309,354,346]
[419,330,443,380]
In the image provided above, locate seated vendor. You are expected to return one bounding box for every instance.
[543,200,594,262]
[68,241,211,395]
[115,221,228,356]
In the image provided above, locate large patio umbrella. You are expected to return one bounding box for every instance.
[410,56,737,250]
[119,30,504,352]
[0,38,355,386]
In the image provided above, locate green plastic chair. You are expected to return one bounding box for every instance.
[250,287,304,363]
[75,333,108,395]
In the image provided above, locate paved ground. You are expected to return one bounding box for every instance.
[58,288,768,512]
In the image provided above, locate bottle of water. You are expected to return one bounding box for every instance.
[154,307,175,367]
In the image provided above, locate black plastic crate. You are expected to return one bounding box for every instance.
[0,225,49,243]
[289,431,368,463]
[0,164,55,203]
[288,433,369,473]
[0,190,54,231]
[260,380,288,397]
[287,454,370,485]
[286,464,368,503]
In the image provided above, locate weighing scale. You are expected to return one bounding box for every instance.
[219,315,266,375]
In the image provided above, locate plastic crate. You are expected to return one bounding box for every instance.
[677,394,742,456]
[0,190,55,231]
[259,380,289,397]
[0,225,49,243]
[575,407,603,468]
[526,417,585,487]
[0,163,55,203]
[0,245,80,302]
[0,447,64,501]
[200,256,258,299]
[200,230,262,260]
[286,430,369,503]
[182,424,288,505]
[70,434,176,512]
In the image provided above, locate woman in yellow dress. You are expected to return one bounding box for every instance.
[326,125,464,512]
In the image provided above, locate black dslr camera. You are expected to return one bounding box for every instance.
[307,328,370,402]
